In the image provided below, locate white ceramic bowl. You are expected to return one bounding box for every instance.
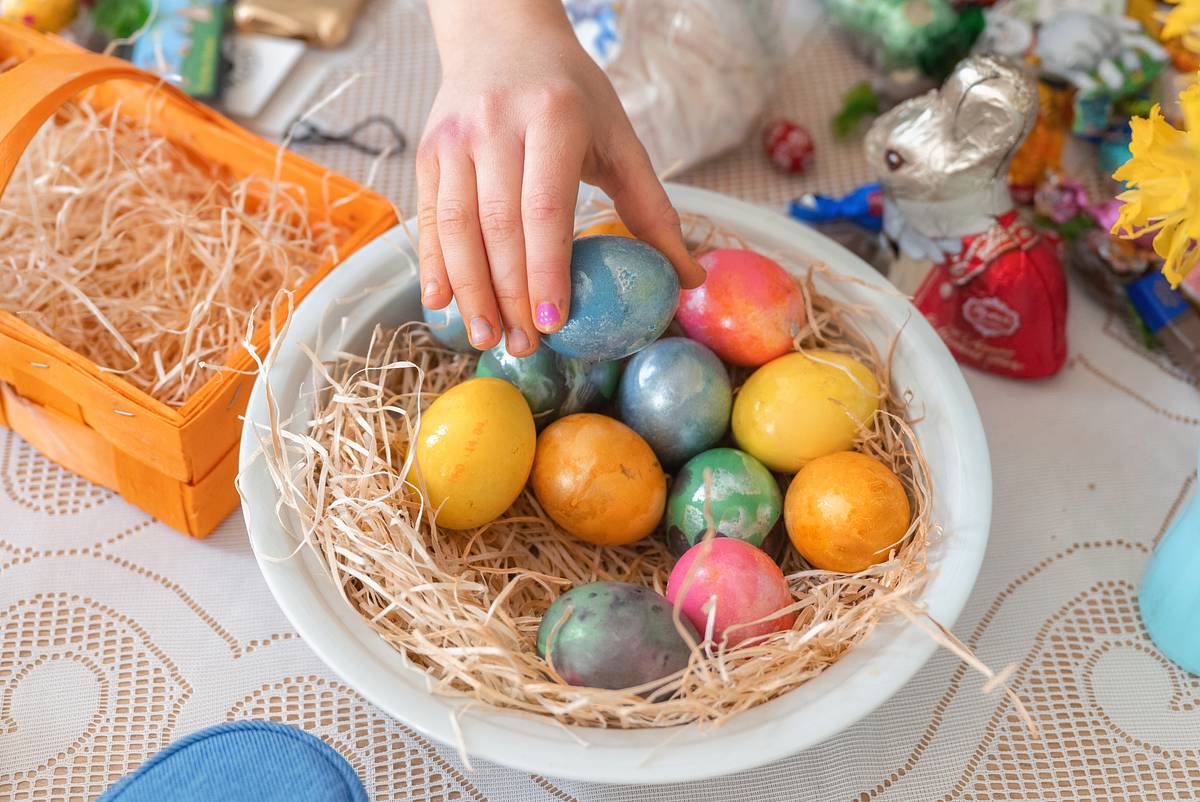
[239,183,991,785]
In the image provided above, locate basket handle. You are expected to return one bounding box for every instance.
[0,51,239,199]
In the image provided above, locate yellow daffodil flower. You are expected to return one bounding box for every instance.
[1112,82,1200,286]
[1164,0,1200,54]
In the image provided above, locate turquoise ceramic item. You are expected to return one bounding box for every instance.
[1139,449,1200,676]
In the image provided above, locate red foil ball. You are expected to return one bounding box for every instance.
[762,119,814,174]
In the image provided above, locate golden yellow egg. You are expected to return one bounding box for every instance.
[784,451,911,572]
[416,378,536,529]
[531,413,666,546]
[577,218,634,239]
[1,0,79,32]
[732,350,879,472]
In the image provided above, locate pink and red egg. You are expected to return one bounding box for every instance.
[666,538,795,647]
[677,249,806,367]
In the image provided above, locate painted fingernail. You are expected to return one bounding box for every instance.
[535,303,560,330]
[468,316,493,347]
[507,328,530,354]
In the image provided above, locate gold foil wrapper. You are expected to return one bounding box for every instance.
[234,0,365,47]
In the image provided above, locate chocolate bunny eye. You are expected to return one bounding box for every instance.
[885,150,906,171]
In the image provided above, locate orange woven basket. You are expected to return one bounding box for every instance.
[0,23,397,537]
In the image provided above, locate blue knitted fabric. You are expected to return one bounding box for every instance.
[97,720,368,802]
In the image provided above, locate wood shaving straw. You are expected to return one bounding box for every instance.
[0,82,339,406]
[247,211,1035,735]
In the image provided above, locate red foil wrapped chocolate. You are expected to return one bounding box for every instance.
[912,210,1067,378]
[762,119,814,173]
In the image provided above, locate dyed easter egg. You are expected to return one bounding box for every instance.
[784,451,911,573]
[666,539,795,646]
[545,236,680,361]
[1,0,78,32]
[415,378,535,529]
[531,414,666,546]
[732,350,879,473]
[422,297,472,351]
[558,357,621,417]
[476,340,566,424]
[577,219,634,239]
[666,448,784,558]
[617,338,731,468]
[677,249,806,366]
[537,581,697,691]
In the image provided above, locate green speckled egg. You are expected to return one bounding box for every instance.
[558,357,620,416]
[666,448,784,558]
[536,581,697,691]
[475,340,566,425]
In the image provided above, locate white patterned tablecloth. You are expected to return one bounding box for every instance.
[3,2,1199,800]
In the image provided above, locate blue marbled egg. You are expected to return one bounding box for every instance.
[476,340,566,424]
[545,236,679,361]
[422,297,472,351]
[617,338,732,468]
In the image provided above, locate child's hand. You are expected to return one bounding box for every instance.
[419,0,705,356]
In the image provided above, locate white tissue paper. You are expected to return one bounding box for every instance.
[566,0,790,174]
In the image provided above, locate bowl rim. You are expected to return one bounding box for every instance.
[238,183,992,785]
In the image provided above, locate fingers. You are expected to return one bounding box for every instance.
[437,147,503,350]
[593,131,705,289]
[522,117,587,334]
[475,137,538,356]
[415,140,451,310]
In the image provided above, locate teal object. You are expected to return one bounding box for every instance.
[477,340,618,425]
[476,340,566,424]
[98,721,367,802]
[666,448,784,559]
[1099,133,1133,177]
[559,357,621,416]
[546,236,679,362]
[1139,448,1200,676]
[423,298,472,351]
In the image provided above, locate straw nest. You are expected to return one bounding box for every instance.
[249,210,1028,734]
[0,70,339,406]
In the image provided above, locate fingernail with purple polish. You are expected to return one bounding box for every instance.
[535,303,560,330]
[468,316,493,346]
[507,328,530,354]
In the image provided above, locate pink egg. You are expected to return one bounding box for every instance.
[677,249,806,367]
[666,538,795,646]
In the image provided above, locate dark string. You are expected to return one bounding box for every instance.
[289,115,407,157]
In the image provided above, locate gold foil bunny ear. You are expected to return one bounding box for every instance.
[940,55,1037,174]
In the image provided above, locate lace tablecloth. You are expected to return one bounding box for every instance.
[3,3,1199,800]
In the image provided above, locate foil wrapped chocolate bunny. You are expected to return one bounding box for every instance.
[866,55,1068,379]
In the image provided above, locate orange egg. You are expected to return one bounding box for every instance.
[577,218,635,239]
[531,413,666,546]
[784,451,910,573]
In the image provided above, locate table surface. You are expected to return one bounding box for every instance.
[3,3,1200,801]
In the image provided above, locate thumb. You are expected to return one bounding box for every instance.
[593,138,706,289]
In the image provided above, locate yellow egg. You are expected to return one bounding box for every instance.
[1,0,79,32]
[732,350,880,473]
[416,378,536,529]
